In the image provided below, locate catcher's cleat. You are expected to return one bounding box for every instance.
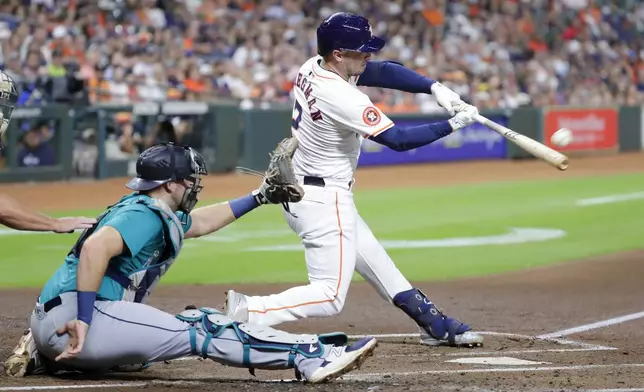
[4,329,46,377]
[306,337,377,384]
[224,289,249,323]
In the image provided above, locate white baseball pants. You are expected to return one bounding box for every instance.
[246,177,413,326]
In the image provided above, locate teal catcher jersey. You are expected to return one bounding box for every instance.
[40,193,191,304]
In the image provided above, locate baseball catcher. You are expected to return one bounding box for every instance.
[4,141,375,383]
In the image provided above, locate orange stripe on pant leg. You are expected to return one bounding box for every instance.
[334,191,343,294]
[248,192,344,314]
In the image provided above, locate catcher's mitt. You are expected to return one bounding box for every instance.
[237,137,304,215]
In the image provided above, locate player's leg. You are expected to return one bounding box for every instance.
[227,186,358,326]
[24,293,376,382]
[354,214,483,347]
[4,327,150,376]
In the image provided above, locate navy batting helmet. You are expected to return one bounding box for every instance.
[316,12,385,56]
[126,143,207,192]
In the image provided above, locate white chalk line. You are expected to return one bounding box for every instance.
[0,383,147,391]
[171,346,613,364]
[537,310,644,339]
[3,364,643,391]
[169,331,615,364]
[388,346,614,357]
[575,191,644,206]
[341,363,644,381]
[0,331,621,390]
[583,389,644,392]
[345,331,615,350]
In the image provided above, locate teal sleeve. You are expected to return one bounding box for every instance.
[176,211,193,234]
[103,207,163,257]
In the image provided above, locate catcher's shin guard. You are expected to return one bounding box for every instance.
[393,288,483,347]
[176,306,348,367]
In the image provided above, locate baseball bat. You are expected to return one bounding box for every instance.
[473,114,569,171]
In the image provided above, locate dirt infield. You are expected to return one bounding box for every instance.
[1,153,644,391]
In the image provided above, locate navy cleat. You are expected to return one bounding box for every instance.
[393,288,483,348]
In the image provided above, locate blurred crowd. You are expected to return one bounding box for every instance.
[1,0,643,112]
[0,0,642,146]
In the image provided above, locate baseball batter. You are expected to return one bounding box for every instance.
[225,12,484,348]
[4,143,377,383]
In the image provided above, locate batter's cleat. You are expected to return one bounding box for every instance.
[306,337,377,384]
[224,289,249,323]
[418,324,484,348]
[3,329,46,377]
[393,288,483,348]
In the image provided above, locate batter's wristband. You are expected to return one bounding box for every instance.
[77,291,97,325]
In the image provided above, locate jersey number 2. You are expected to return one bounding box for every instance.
[291,102,303,130]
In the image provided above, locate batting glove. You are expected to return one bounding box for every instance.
[447,103,479,131]
[430,82,462,116]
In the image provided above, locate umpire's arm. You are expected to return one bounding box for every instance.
[0,193,59,231]
[0,193,95,232]
[185,192,262,239]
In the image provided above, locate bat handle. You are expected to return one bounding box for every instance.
[473,114,488,124]
[474,114,509,134]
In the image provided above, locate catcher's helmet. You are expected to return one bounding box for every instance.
[126,143,207,192]
[0,70,19,146]
[316,12,385,56]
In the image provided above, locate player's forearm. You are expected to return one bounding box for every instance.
[0,194,58,231]
[370,121,453,152]
[188,193,262,238]
[76,237,112,325]
[357,61,435,93]
[77,243,110,293]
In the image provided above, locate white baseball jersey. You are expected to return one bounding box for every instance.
[290,56,395,182]
[244,58,416,330]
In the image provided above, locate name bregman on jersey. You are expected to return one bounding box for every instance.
[295,73,323,121]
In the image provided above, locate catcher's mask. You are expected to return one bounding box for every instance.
[126,143,208,214]
[0,71,18,148]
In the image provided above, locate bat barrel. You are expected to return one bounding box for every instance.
[473,114,569,171]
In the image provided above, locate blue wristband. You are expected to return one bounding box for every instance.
[229,193,260,219]
[77,291,96,325]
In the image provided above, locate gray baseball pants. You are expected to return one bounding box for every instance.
[29,292,328,378]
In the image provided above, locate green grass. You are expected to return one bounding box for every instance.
[1,172,643,288]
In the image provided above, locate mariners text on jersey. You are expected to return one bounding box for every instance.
[295,72,323,121]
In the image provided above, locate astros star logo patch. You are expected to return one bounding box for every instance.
[362,107,381,126]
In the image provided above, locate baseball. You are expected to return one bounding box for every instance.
[551,128,573,147]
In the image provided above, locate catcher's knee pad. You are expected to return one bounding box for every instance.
[176,307,347,367]
[393,288,471,344]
